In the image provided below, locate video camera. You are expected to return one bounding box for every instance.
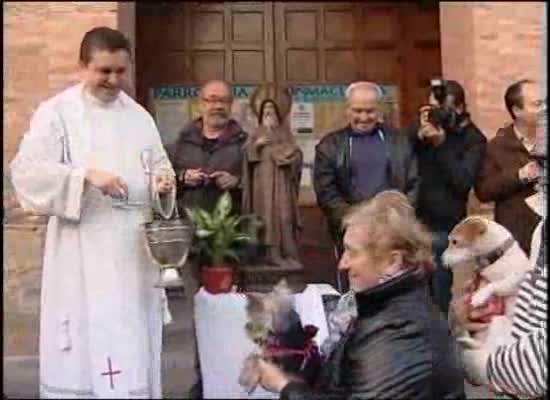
[426,79,458,132]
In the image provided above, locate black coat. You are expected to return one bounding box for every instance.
[313,124,419,244]
[166,118,248,214]
[408,119,487,233]
[281,270,466,400]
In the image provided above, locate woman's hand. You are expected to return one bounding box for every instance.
[257,358,291,393]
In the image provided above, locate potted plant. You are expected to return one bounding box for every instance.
[185,192,258,294]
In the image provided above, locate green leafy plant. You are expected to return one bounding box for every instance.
[185,192,258,266]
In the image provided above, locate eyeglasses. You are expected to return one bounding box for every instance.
[201,96,233,105]
[95,67,127,75]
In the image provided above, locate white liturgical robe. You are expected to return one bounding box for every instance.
[10,83,174,399]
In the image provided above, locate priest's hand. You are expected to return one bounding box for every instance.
[210,171,239,190]
[155,174,175,193]
[85,168,128,199]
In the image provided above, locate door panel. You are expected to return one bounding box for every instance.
[274,2,363,86]
[136,1,273,97]
[136,2,442,286]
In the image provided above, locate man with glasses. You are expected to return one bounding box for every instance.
[166,80,248,398]
[167,80,247,215]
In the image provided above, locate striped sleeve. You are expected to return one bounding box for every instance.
[487,219,547,398]
[487,327,547,398]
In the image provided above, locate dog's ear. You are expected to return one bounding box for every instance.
[273,278,292,296]
[246,293,265,317]
[461,218,487,239]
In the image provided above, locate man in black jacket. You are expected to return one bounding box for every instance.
[313,82,418,273]
[409,79,487,316]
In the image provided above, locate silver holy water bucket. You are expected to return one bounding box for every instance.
[143,216,194,288]
[140,149,194,288]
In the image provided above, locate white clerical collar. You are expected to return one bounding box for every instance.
[513,124,535,152]
[81,84,124,109]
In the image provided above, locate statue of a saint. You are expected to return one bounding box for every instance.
[242,86,303,270]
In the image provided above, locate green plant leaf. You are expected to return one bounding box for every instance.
[189,194,264,266]
[197,209,214,229]
[185,208,198,224]
[195,229,214,238]
[233,234,253,243]
[215,192,232,220]
[223,248,239,263]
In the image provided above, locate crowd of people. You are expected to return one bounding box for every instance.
[9,26,546,399]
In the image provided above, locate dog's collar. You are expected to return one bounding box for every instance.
[473,236,516,271]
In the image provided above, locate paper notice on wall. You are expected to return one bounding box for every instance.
[290,102,314,134]
[150,85,258,147]
[153,99,191,147]
[295,133,317,188]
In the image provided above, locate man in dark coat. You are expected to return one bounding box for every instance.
[407,79,487,316]
[313,81,418,263]
[167,80,247,215]
[475,79,543,256]
[165,80,247,399]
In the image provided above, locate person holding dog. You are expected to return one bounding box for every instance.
[255,191,466,399]
[407,79,487,317]
[452,102,547,399]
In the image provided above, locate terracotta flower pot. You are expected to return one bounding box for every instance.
[200,264,235,294]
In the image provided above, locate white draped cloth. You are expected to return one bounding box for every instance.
[10,83,174,399]
[194,284,339,399]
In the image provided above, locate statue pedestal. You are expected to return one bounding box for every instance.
[238,263,305,293]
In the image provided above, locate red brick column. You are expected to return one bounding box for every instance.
[439,2,544,140]
[3,2,119,164]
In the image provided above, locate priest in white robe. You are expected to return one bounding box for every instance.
[10,27,175,399]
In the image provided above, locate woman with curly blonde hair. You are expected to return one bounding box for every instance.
[256,190,466,399]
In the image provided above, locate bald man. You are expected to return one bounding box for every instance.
[313,82,418,277]
[166,80,248,398]
[167,80,248,214]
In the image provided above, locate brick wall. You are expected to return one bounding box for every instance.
[3,2,118,165]
[440,2,544,217]
[3,1,118,357]
[2,1,544,358]
[440,2,544,140]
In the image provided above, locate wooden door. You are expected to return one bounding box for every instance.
[136,2,441,287]
[136,2,275,105]
[137,2,440,122]
[273,2,441,126]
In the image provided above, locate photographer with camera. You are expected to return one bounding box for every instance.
[408,79,487,316]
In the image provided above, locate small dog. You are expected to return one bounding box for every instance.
[442,216,532,351]
[238,279,322,394]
